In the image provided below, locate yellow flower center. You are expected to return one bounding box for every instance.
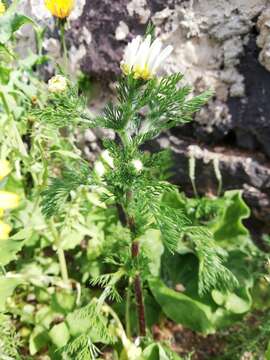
[133,64,152,80]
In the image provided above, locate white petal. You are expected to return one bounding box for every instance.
[124,36,142,67]
[147,38,162,71]
[135,34,152,68]
[152,45,173,73]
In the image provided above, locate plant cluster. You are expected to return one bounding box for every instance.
[0,2,270,360]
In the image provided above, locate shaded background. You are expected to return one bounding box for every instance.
[20,0,270,241]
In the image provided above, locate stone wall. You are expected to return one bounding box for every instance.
[20,0,270,236]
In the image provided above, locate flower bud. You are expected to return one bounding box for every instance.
[94,161,106,177]
[48,75,68,93]
[101,150,114,168]
[131,159,143,172]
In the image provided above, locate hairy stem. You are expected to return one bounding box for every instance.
[131,239,146,336]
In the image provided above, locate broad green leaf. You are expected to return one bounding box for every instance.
[49,322,70,348]
[0,276,22,311]
[35,306,56,329]
[143,343,183,359]
[51,291,76,314]
[211,250,253,314]
[140,229,164,276]
[211,190,250,247]
[66,312,91,337]
[149,277,216,334]
[151,249,253,333]
[29,325,49,355]
[0,238,25,266]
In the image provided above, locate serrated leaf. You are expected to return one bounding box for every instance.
[0,238,25,266]
[0,276,22,311]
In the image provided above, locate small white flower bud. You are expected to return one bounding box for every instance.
[48,75,68,93]
[131,159,143,172]
[94,161,106,177]
[101,150,114,168]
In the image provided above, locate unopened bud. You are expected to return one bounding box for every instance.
[48,75,68,93]
[131,159,143,172]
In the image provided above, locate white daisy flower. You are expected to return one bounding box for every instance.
[121,35,173,80]
[48,75,68,93]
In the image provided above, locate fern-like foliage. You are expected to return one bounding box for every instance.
[31,85,94,129]
[41,162,92,218]
[94,73,212,145]
[185,226,239,296]
[62,334,101,360]
[0,314,21,360]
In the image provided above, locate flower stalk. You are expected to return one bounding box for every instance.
[59,19,68,72]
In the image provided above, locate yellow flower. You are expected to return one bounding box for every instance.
[45,0,75,19]
[121,35,173,80]
[0,1,5,16]
[0,160,11,181]
[48,75,68,93]
[0,221,11,240]
[0,191,19,210]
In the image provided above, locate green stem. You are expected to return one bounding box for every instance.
[0,92,11,116]
[59,19,68,72]
[57,247,69,284]
[49,219,69,284]
[125,278,132,338]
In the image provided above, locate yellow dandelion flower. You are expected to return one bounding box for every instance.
[0,191,19,210]
[45,0,75,19]
[0,1,5,16]
[0,221,11,240]
[0,160,11,181]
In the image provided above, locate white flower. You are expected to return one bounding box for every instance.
[121,35,173,80]
[131,159,143,172]
[48,75,68,93]
[94,161,106,177]
[101,150,114,168]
